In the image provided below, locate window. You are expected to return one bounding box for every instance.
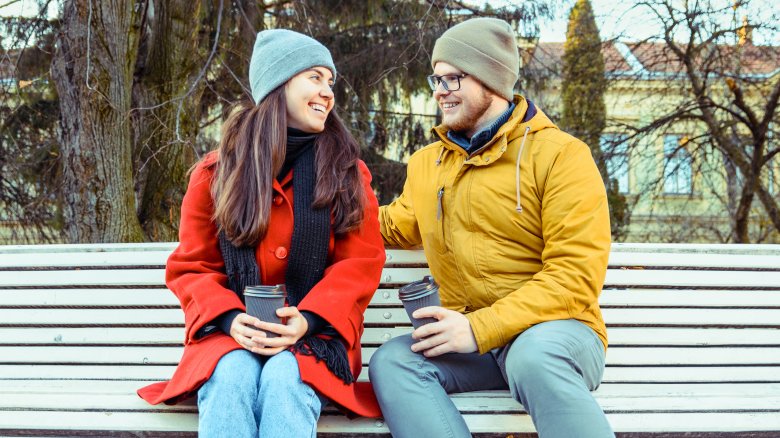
[663,135,693,194]
[602,134,630,194]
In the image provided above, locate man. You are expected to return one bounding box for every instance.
[369,17,615,438]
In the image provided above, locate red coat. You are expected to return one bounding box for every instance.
[137,151,385,418]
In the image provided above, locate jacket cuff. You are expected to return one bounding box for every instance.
[465,307,506,354]
[301,310,328,336]
[215,309,242,335]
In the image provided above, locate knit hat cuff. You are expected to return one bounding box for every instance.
[251,43,336,104]
[432,37,517,101]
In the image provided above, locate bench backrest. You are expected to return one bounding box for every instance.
[1,243,779,386]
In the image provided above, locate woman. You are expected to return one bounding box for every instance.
[137,29,385,437]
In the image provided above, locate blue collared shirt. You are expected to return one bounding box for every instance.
[446,100,538,156]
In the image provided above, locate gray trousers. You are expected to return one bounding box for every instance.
[368,319,614,438]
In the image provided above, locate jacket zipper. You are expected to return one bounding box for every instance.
[437,187,444,221]
[436,186,447,252]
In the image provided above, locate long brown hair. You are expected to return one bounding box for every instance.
[210,87,365,247]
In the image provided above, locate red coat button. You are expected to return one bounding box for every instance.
[274,246,288,259]
[273,195,283,206]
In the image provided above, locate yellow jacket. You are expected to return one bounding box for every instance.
[379,96,610,353]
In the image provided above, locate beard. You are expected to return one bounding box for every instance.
[441,87,493,134]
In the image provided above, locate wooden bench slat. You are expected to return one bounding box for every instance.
[0,268,431,288]
[0,269,166,287]
[599,289,780,307]
[605,269,780,288]
[0,243,178,254]
[0,252,171,268]
[604,347,780,365]
[3,345,780,366]
[0,411,200,433]
[605,412,780,433]
[0,365,177,381]
[1,241,776,254]
[4,287,780,308]
[2,327,778,347]
[607,252,780,269]
[0,289,180,306]
[362,346,780,366]
[4,244,780,270]
[3,364,780,384]
[0,327,186,345]
[605,327,780,345]
[601,308,780,326]
[2,411,779,434]
[2,382,778,414]
[3,267,780,289]
[602,366,780,383]
[0,308,185,325]
[3,307,778,327]
[0,327,416,346]
[0,288,403,307]
[6,380,778,398]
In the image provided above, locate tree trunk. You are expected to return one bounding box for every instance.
[51,0,145,243]
[756,183,780,233]
[723,153,739,241]
[734,176,755,243]
[134,0,207,241]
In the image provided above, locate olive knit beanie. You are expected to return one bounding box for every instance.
[431,18,519,101]
[249,29,337,105]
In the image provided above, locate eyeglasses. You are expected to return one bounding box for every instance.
[426,73,468,92]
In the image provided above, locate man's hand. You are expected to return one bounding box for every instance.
[230,307,309,356]
[409,306,478,357]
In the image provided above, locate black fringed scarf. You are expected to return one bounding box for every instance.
[217,131,354,385]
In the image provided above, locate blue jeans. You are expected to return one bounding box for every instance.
[197,349,323,438]
[369,319,614,438]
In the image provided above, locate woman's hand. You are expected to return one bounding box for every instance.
[229,307,309,356]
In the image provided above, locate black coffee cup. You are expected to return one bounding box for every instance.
[244,284,287,338]
[398,275,441,329]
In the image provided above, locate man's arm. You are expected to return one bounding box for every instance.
[378,165,423,249]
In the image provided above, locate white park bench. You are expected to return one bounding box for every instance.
[0,242,779,436]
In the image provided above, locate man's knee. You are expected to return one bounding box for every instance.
[505,331,575,390]
[369,335,418,384]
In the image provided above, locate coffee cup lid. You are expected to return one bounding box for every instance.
[398,275,438,301]
[244,284,286,298]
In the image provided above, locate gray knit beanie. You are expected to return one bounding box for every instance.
[249,29,337,105]
[431,18,519,101]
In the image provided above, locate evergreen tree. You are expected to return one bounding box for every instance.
[560,0,628,240]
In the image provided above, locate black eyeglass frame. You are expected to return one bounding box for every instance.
[426,73,468,92]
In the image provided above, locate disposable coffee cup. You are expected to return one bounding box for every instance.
[398,275,441,329]
[244,284,286,338]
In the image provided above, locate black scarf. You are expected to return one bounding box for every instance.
[217,131,354,384]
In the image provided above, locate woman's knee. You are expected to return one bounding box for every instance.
[257,351,321,412]
[211,349,263,386]
[259,350,303,388]
[199,349,263,406]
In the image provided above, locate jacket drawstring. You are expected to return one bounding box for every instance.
[435,147,446,166]
[515,126,531,213]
